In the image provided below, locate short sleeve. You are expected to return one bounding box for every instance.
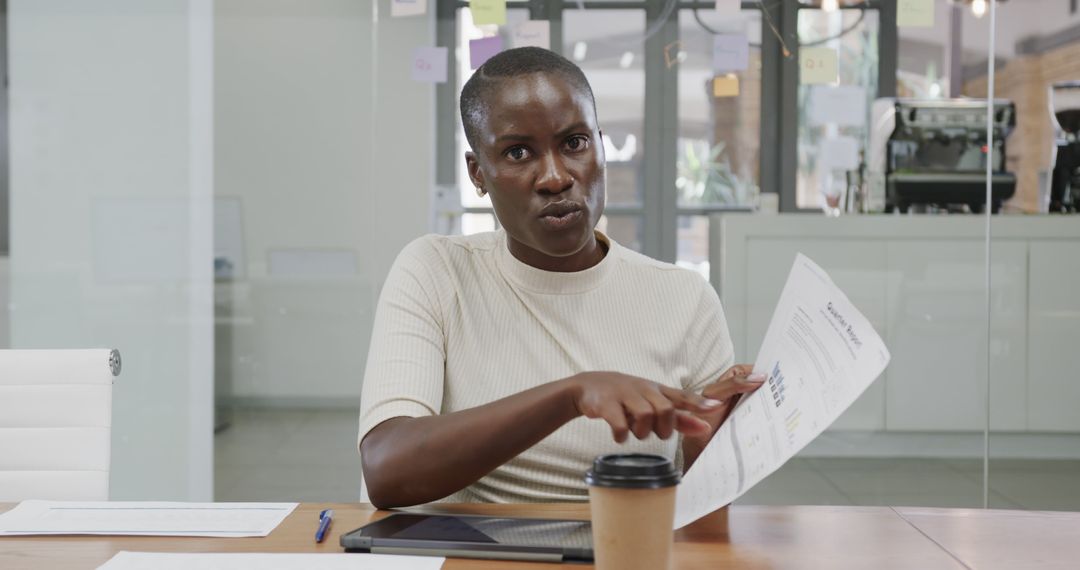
[683,277,736,393]
[357,237,448,449]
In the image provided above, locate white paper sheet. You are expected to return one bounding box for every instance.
[820,136,860,171]
[511,20,550,50]
[715,0,741,19]
[0,501,297,537]
[390,0,427,18]
[674,254,890,529]
[97,551,445,570]
[808,85,867,127]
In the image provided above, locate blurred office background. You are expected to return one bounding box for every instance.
[1,0,1078,511]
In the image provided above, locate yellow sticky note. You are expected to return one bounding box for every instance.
[898,0,934,28]
[713,75,740,98]
[800,47,838,85]
[471,0,506,26]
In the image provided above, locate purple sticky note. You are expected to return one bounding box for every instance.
[470,36,504,70]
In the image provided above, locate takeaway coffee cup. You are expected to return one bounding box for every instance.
[585,453,680,570]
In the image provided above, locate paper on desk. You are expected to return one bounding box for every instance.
[97,551,445,570]
[674,254,890,529]
[0,501,297,537]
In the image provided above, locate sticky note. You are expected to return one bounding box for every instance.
[713,33,749,72]
[713,75,740,98]
[820,136,860,170]
[715,0,741,19]
[391,0,427,17]
[471,0,506,26]
[800,47,838,85]
[412,46,448,83]
[808,85,867,127]
[512,20,550,50]
[470,36,503,69]
[898,0,934,28]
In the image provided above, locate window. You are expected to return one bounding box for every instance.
[435,1,890,279]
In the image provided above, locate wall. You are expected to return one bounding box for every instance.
[9,0,214,500]
[214,0,433,403]
[964,41,1080,212]
[899,0,1080,61]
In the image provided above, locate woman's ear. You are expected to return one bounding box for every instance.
[465,151,485,191]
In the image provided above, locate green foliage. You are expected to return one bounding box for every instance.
[676,140,759,206]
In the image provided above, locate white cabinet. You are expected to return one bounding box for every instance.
[883,241,1027,431]
[1028,242,1080,431]
[714,214,1080,435]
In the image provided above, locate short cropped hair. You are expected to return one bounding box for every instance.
[460,46,597,150]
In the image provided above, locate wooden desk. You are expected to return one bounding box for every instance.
[2,502,1078,569]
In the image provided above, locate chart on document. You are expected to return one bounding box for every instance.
[674,254,891,529]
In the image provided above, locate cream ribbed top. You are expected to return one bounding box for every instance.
[357,229,734,503]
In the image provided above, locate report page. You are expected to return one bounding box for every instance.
[675,254,891,529]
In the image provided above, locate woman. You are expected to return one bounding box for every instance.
[358,47,763,509]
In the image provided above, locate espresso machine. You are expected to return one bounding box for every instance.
[1048,81,1080,212]
[867,99,1016,213]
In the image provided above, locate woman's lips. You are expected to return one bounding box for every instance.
[538,209,584,230]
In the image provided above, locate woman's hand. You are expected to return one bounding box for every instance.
[680,364,765,471]
[566,371,722,443]
[694,364,766,436]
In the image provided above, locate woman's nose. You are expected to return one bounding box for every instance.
[535,153,573,194]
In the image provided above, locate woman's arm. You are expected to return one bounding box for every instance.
[361,371,720,509]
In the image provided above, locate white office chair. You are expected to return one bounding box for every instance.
[0,349,121,501]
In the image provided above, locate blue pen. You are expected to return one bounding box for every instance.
[315,508,333,543]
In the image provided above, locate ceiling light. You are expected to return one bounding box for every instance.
[822,0,839,13]
[971,0,987,18]
[619,51,634,69]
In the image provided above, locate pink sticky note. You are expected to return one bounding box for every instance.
[412,46,448,83]
[470,36,504,70]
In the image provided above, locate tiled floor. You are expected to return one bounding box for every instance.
[215,408,1080,511]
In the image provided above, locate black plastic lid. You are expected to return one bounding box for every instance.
[584,453,680,489]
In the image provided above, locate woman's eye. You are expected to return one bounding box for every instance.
[506,147,530,161]
[565,136,589,151]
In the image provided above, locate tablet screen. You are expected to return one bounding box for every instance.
[356,513,593,550]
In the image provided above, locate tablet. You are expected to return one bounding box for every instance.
[340,512,594,563]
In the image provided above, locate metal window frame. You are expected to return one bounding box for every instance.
[777,0,896,213]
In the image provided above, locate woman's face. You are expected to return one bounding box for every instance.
[465,72,606,272]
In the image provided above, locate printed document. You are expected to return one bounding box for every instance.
[0,501,297,537]
[97,551,445,570]
[675,254,891,529]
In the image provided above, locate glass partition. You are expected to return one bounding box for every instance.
[729,0,991,509]
[982,0,1080,512]
[4,0,1078,515]
[6,0,214,500]
[212,0,410,502]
